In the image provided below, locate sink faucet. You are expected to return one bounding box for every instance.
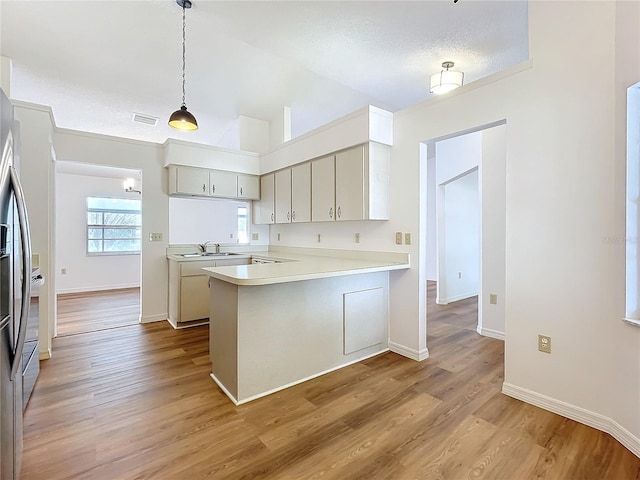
[214,243,221,254]
[198,241,212,253]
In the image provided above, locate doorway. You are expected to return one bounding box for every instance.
[54,161,142,336]
[424,122,506,342]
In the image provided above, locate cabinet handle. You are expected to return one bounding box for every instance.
[212,184,216,194]
[287,211,290,221]
[240,187,243,196]
[337,206,341,218]
[271,212,274,222]
[292,211,296,221]
[202,183,206,193]
[329,207,333,219]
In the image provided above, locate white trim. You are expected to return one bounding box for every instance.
[39,347,52,360]
[56,283,140,295]
[212,348,389,405]
[140,313,167,324]
[166,316,208,330]
[477,326,505,341]
[622,317,640,327]
[502,382,640,458]
[388,340,429,361]
[436,291,478,305]
[12,100,57,128]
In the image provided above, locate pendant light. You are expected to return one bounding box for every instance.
[429,61,464,95]
[169,0,198,130]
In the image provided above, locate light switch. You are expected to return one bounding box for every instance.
[252,233,259,241]
[395,232,403,245]
[149,233,162,242]
[404,233,411,245]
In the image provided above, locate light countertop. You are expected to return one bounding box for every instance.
[193,249,410,286]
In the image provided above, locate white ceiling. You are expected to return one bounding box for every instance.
[1,0,528,150]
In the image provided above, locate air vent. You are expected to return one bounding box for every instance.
[132,113,159,126]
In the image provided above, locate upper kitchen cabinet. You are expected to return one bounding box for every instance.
[335,143,389,221]
[237,174,260,200]
[209,170,237,198]
[311,155,336,222]
[291,163,311,223]
[275,169,292,224]
[168,165,260,200]
[254,173,275,224]
[171,165,209,196]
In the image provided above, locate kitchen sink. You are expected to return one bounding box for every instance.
[180,252,240,258]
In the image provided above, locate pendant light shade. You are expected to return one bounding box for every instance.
[169,0,198,131]
[429,61,464,95]
[169,105,198,130]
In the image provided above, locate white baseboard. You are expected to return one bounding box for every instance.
[212,348,389,405]
[502,382,640,458]
[56,283,140,295]
[388,341,429,361]
[436,291,478,305]
[140,313,167,324]
[477,326,505,341]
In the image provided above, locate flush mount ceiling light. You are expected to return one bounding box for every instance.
[429,61,464,95]
[168,0,198,130]
[123,178,141,194]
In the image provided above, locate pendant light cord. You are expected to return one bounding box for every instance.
[181,2,186,107]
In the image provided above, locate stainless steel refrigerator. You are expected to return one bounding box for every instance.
[0,88,32,480]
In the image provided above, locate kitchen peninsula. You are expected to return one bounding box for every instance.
[202,247,409,404]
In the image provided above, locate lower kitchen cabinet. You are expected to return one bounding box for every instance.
[168,257,249,328]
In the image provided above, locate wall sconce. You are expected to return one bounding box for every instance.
[123,178,141,194]
[429,61,464,95]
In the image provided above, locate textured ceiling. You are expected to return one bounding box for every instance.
[0,0,528,150]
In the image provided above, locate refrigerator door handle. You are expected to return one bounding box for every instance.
[9,165,31,381]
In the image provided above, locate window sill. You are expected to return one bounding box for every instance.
[87,252,141,257]
[622,318,640,328]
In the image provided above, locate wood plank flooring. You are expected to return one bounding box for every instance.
[22,283,640,479]
[56,288,140,336]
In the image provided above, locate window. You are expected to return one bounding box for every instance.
[87,197,141,254]
[238,206,249,243]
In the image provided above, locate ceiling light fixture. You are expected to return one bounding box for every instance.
[429,61,464,95]
[123,178,141,194]
[168,0,198,130]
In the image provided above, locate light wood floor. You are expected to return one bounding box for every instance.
[56,288,140,337]
[22,284,640,479]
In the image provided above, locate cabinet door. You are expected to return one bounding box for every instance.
[237,175,260,200]
[209,170,237,198]
[291,163,311,223]
[335,146,365,221]
[180,275,211,321]
[311,155,336,222]
[275,169,292,224]
[176,166,209,196]
[255,173,275,224]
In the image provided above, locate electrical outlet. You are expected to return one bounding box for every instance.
[252,233,259,241]
[489,293,498,304]
[276,233,280,241]
[230,233,234,239]
[61,268,67,275]
[317,234,321,243]
[538,335,551,354]
[149,232,162,242]
[395,232,403,245]
[458,272,462,279]
[354,233,360,243]
[404,233,411,245]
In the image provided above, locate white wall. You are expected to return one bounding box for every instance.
[392,0,640,455]
[425,144,436,281]
[435,132,482,184]
[169,196,269,245]
[15,104,55,358]
[55,172,141,294]
[53,129,169,324]
[479,125,506,339]
[437,169,479,304]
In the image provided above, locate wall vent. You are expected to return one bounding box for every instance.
[132,113,159,126]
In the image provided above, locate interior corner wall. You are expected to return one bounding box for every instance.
[53,130,168,323]
[393,0,640,453]
[55,173,141,294]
